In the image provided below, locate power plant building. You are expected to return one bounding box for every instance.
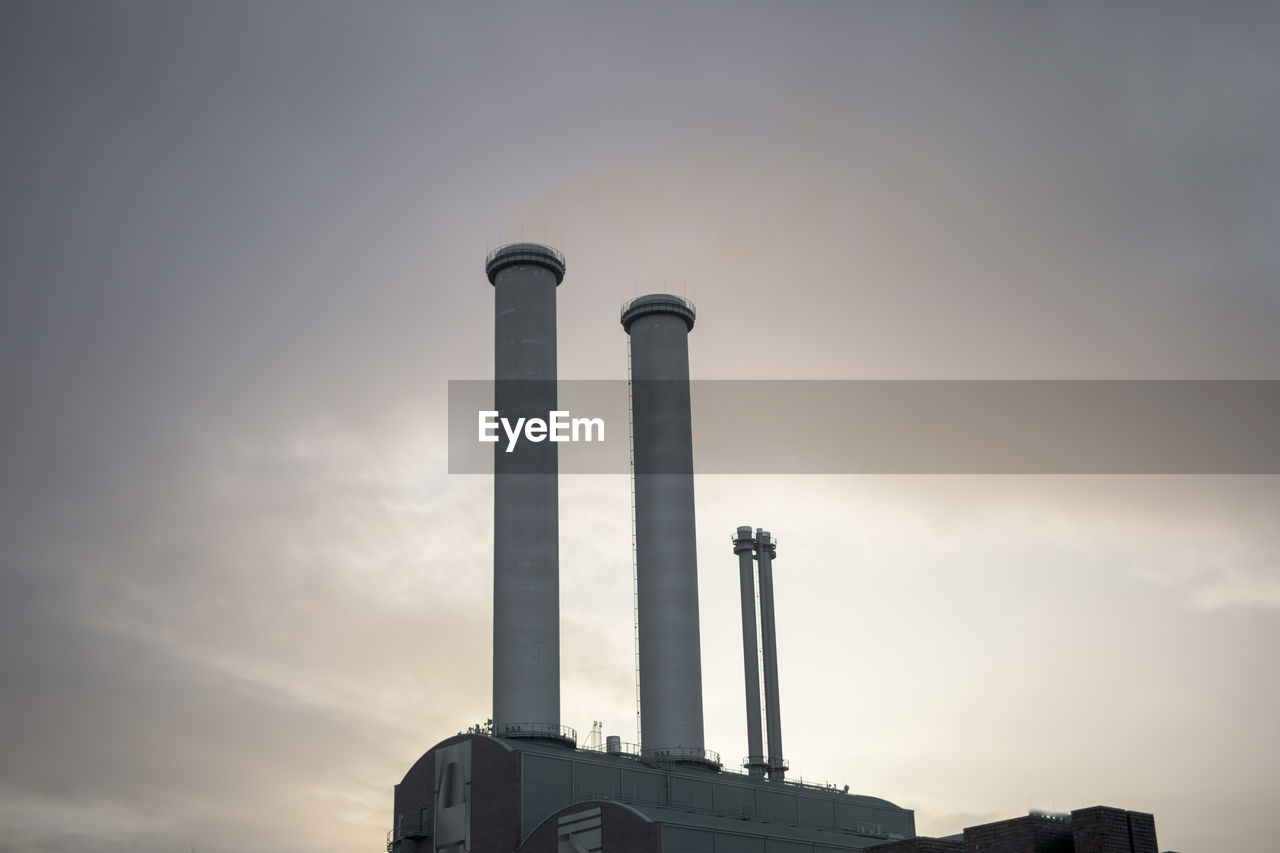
[392,735,914,853]
[389,243,1165,853]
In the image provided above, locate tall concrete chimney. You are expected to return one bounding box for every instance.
[621,294,714,767]
[734,526,767,777]
[485,242,569,744]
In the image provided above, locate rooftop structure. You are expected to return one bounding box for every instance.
[391,732,914,853]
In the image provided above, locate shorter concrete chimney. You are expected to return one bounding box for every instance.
[734,526,767,777]
[755,529,787,782]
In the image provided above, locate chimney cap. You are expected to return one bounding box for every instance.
[621,293,695,333]
[486,242,566,285]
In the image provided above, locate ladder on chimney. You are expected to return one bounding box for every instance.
[627,334,641,748]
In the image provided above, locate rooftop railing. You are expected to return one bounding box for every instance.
[484,243,566,282]
[386,814,429,852]
[619,293,697,329]
[459,725,861,797]
[493,721,577,744]
[728,532,781,549]
[644,745,723,770]
[577,738,643,759]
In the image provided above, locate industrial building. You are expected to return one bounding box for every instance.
[877,807,1160,853]
[389,243,1164,853]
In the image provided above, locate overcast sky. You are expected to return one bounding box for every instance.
[2,2,1278,852]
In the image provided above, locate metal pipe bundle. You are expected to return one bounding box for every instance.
[755,529,786,782]
[734,526,767,776]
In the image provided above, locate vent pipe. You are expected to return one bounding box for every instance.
[622,294,716,768]
[756,529,787,782]
[486,243,569,745]
[734,526,767,776]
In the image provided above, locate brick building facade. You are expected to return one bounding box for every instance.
[873,807,1160,853]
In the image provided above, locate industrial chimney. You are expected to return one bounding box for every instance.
[755,529,787,782]
[486,242,570,745]
[734,526,767,777]
[621,294,715,767]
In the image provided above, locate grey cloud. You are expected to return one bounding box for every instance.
[0,420,491,851]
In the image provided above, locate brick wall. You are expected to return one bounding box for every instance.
[1071,807,1158,853]
[964,814,1073,853]
[392,734,524,853]
[1125,812,1158,853]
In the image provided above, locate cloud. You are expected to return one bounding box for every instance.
[0,414,497,851]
